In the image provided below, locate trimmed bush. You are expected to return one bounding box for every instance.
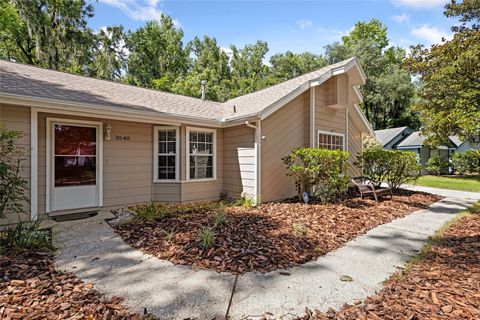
[283,147,350,203]
[426,155,449,175]
[356,136,421,189]
[452,150,480,174]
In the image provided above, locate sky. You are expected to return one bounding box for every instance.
[89,0,455,59]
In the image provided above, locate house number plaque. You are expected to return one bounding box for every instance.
[113,135,130,141]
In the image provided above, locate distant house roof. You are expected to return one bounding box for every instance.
[396,131,456,149]
[449,136,462,147]
[374,126,410,147]
[0,57,369,129]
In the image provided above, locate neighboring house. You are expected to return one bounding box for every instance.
[374,126,413,150]
[0,57,373,225]
[449,136,480,153]
[395,131,457,172]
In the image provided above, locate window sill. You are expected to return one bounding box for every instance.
[153,179,181,184]
[185,178,217,183]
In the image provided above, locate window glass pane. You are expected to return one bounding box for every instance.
[159,142,166,154]
[167,130,175,141]
[159,156,166,166]
[198,143,206,153]
[55,156,96,187]
[190,143,197,154]
[159,131,167,142]
[167,142,176,153]
[190,132,197,142]
[55,125,96,156]
[205,133,213,143]
[167,156,176,167]
[206,166,213,178]
[198,132,206,142]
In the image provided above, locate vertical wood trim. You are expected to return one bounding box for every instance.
[345,107,349,151]
[30,108,38,220]
[256,120,262,204]
[309,87,315,147]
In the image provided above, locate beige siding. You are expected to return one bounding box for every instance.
[0,104,31,225]
[153,183,181,202]
[314,81,347,147]
[261,91,309,202]
[347,108,363,177]
[223,125,255,199]
[37,113,153,215]
[182,127,224,202]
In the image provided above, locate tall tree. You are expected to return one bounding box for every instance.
[172,36,231,101]
[269,51,327,81]
[89,26,126,81]
[325,19,416,130]
[0,0,95,73]
[229,41,271,97]
[125,16,188,91]
[405,0,480,144]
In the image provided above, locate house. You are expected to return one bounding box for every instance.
[395,131,457,172]
[449,136,480,153]
[374,126,413,150]
[0,57,373,225]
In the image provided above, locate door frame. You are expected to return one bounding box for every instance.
[46,117,103,213]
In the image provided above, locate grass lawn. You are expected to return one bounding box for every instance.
[412,175,480,192]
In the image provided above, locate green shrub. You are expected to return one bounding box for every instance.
[0,222,54,254]
[0,123,28,219]
[355,136,421,189]
[283,147,350,203]
[427,155,449,175]
[452,150,480,174]
[198,227,214,248]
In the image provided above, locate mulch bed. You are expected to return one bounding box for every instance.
[115,190,440,274]
[0,251,151,320]
[302,211,480,319]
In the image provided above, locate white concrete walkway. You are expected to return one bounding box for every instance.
[54,189,477,320]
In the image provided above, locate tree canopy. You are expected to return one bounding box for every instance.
[405,0,480,145]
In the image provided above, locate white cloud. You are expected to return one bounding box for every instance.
[410,25,452,44]
[393,0,446,9]
[391,13,410,24]
[316,27,351,41]
[102,0,163,21]
[296,19,313,29]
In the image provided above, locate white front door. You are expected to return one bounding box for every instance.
[49,120,102,212]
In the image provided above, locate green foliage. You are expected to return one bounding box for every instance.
[197,227,214,249]
[125,17,188,90]
[0,124,28,219]
[426,156,449,175]
[356,136,421,189]
[291,223,306,235]
[211,204,226,228]
[234,195,255,208]
[404,1,480,144]
[269,51,328,81]
[132,202,170,222]
[283,147,350,203]
[90,25,127,81]
[452,150,480,174]
[0,222,54,254]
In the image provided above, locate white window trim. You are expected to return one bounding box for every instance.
[153,126,180,183]
[317,130,345,151]
[186,126,217,182]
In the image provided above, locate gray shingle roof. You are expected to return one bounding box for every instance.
[0,57,358,123]
[374,126,409,146]
[396,131,426,147]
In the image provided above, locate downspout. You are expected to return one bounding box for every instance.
[245,120,262,205]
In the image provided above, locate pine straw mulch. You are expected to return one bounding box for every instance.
[115,190,441,274]
[301,209,480,320]
[0,251,152,320]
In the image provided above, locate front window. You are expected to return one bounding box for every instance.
[155,127,178,181]
[188,128,215,180]
[318,131,345,150]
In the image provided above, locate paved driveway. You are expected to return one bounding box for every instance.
[54,189,478,319]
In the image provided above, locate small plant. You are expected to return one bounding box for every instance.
[0,222,54,254]
[198,227,214,248]
[234,195,255,208]
[162,227,176,244]
[426,155,448,175]
[212,204,226,228]
[292,222,306,235]
[132,202,170,222]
